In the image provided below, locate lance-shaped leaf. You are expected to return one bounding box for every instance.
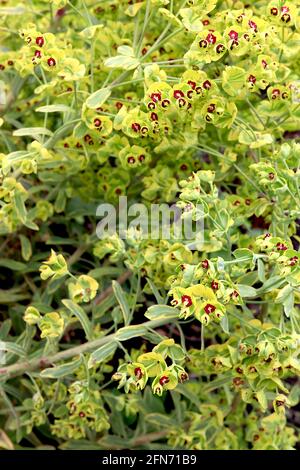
[40,356,83,379]
[62,299,93,340]
[112,280,130,325]
[145,305,179,321]
[88,341,117,368]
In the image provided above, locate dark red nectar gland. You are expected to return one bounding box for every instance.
[204,304,216,314]
[202,259,209,269]
[216,44,225,54]
[281,6,289,13]
[173,89,185,99]
[248,20,257,31]
[181,295,193,307]
[161,99,170,108]
[289,256,298,266]
[150,92,161,102]
[199,39,208,48]
[131,122,141,133]
[206,33,217,45]
[94,118,102,128]
[272,88,281,99]
[148,101,156,110]
[281,14,291,23]
[188,80,196,89]
[203,80,212,90]
[248,75,256,84]
[276,242,287,251]
[231,291,239,299]
[180,373,188,382]
[159,376,170,386]
[134,367,143,379]
[47,57,56,67]
[36,36,44,47]
[229,30,239,41]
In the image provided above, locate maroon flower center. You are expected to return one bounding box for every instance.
[268,172,275,180]
[173,89,185,99]
[272,89,281,99]
[131,122,141,133]
[248,20,257,31]
[276,242,287,251]
[229,30,238,41]
[188,80,196,89]
[180,164,188,171]
[34,50,42,58]
[204,304,216,314]
[138,154,145,162]
[262,60,268,69]
[231,291,239,299]
[202,19,210,26]
[36,36,44,47]
[127,156,135,164]
[202,259,209,269]
[289,256,298,266]
[134,367,143,379]
[207,103,216,113]
[271,7,278,16]
[203,80,212,90]
[79,411,85,418]
[211,281,219,290]
[206,33,217,44]
[248,75,256,84]
[159,376,169,386]
[181,295,193,307]
[150,92,161,102]
[47,57,56,67]
[178,98,186,108]
[116,101,123,110]
[281,6,289,13]
[94,118,102,128]
[151,112,158,121]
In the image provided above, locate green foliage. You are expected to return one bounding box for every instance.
[0,0,299,451]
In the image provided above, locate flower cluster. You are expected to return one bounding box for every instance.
[113,339,188,396]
